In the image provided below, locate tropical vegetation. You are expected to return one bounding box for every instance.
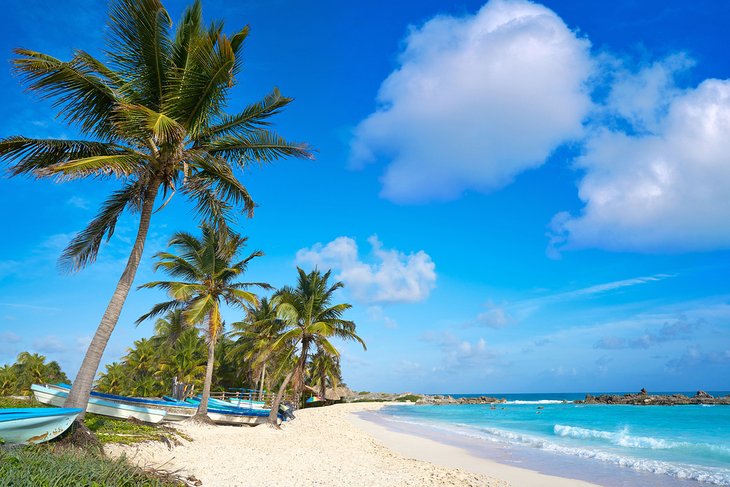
[0,352,69,396]
[136,224,269,416]
[0,0,311,413]
[266,268,366,424]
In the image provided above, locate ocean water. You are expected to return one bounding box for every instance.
[372,393,730,486]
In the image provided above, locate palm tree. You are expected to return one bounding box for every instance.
[0,365,17,396]
[152,310,189,347]
[228,297,285,399]
[157,328,207,396]
[96,362,129,395]
[268,268,366,425]
[0,0,311,413]
[138,224,269,418]
[308,349,342,403]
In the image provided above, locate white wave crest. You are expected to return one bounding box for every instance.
[553,424,673,449]
[507,400,567,405]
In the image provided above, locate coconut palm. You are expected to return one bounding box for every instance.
[157,328,207,396]
[228,297,285,399]
[0,365,17,396]
[308,349,342,403]
[267,268,366,425]
[0,0,311,413]
[137,224,270,417]
[152,310,189,347]
[96,362,129,395]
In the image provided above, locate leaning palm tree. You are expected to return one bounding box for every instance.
[137,224,269,418]
[267,268,366,425]
[0,0,311,414]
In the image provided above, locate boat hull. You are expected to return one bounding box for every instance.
[206,411,268,426]
[0,408,82,444]
[32,385,167,424]
[49,384,195,422]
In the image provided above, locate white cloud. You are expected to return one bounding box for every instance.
[350,0,593,203]
[66,196,90,210]
[366,306,399,329]
[32,335,67,353]
[474,300,514,328]
[296,236,436,304]
[0,332,22,343]
[551,77,730,253]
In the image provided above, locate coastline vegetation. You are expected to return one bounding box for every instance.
[0,447,180,486]
[0,0,312,416]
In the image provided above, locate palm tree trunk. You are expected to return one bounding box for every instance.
[319,370,326,404]
[64,181,160,414]
[196,339,216,416]
[268,369,294,426]
[258,365,266,401]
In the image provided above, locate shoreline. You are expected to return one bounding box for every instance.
[350,406,599,487]
[106,402,601,486]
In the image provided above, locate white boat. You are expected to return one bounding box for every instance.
[223,397,267,409]
[31,384,167,424]
[206,410,268,426]
[0,407,82,444]
[49,384,195,422]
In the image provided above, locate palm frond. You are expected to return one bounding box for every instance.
[107,0,172,109]
[0,137,133,177]
[60,180,144,272]
[205,129,313,167]
[12,49,118,138]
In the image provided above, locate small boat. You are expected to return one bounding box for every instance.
[31,384,167,424]
[223,397,267,409]
[50,384,195,422]
[183,397,271,425]
[0,408,82,444]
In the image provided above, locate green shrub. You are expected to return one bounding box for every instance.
[357,391,370,395]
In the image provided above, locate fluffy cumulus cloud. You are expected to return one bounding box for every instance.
[296,236,436,304]
[551,68,730,252]
[350,0,593,202]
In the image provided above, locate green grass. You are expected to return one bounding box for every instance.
[0,446,179,486]
[0,396,40,408]
[395,394,422,402]
[85,414,189,445]
[357,391,370,395]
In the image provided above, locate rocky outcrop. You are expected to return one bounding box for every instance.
[343,391,506,405]
[578,390,730,406]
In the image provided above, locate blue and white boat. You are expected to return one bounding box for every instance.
[0,407,82,444]
[51,384,195,422]
[31,384,167,424]
[183,397,271,425]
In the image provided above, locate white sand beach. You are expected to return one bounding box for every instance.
[106,403,600,487]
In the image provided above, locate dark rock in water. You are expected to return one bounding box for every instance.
[576,390,730,406]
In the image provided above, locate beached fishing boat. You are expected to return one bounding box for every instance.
[183,397,271,425]
[0,408,82,444]
[50,384,195,422]
[224,397,267,409]
[31,384,167,424]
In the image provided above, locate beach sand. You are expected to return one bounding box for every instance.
[106,402,599,486]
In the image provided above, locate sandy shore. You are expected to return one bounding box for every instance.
[106,403,598,486]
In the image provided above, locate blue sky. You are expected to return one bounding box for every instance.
[1,0,729,394]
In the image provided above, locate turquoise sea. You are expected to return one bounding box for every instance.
[369,392,730,486]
